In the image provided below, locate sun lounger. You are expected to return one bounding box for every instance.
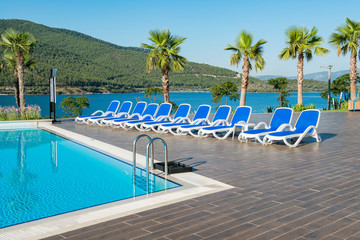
[158,104,211,135]
[199,106,252,140]
[263,109,321,147]
[101,101,147,126]
[178,105,231,137]
[75,100,120,124]
[123,103,172,130]
[87,101,132,125]
[112,103,159,129]
[139,104,191,132]
[239,107,293,144]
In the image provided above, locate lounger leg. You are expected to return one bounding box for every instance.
[238,134,245,142]
[263,135,270,145]
[154,127,167,133]
[135,124,142,131]
[214,131,232,140]
[284,136,303,148]
[283,138,296,147]
[229,127,236,139]
[312,130,321,142]
[214,132,225,140]
[189,130,200,137]
[198,130,204,138]
[255,135,265,144]
[169,128,177,135]
[198,131,208,138]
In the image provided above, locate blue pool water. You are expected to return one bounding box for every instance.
[0,127,180,228]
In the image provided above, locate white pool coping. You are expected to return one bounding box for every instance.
[0,121,234,240]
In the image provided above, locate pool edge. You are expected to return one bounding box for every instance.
[0,121,234,240]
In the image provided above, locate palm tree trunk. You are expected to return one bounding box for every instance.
[13,71,20,108]
[297,53,304,105]
[240,55,249,106]
[278,91,283,107]
[162,69,170,103]
[350,50,358,100]
[16,52,26,117]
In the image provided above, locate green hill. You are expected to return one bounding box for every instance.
[0,19,327,95]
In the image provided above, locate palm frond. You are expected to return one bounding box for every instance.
[279,48,292,60]
[253,55,265,72]
[330,18,360,56]
[140,43,155,50]
[281,25,328,61]
[305,49,313,61]
[230,53,241,66]
[142,29,187,73]
[238,31,253,49]
[224,44,240,51]
[314,46,330,56]
[225,30,266,70]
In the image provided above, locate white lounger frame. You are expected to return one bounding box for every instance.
[263,109,321,148]
[179,105,231,137]
[239,107,293,144]
[75,100,120,124]
[158,105,211,135]
[139,104,191,133]
[198,106,252,140]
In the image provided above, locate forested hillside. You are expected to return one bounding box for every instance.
[0,19,327,95]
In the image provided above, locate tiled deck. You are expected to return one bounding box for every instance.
[45,112,360,240]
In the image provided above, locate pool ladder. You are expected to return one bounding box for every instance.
[132,134,168,193]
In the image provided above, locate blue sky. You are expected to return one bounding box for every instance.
[1,0,359,77]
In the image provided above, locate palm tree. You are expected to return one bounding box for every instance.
[141,30,187,103]
[279,26,329,105]
[330,18,360,101]
[0,29,36,116]
[3,52,36,108]
[225,31,267,106]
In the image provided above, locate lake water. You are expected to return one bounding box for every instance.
[0,92,327,118]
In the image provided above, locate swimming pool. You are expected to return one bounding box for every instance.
[0,126,180,228]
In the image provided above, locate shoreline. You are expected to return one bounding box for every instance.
[0,91,323,96]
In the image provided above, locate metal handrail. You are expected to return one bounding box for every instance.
[146,137,168,192]
[133,135,169,193]
[132,134,153,184]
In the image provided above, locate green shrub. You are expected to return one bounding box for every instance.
[293,104,315,112]
[265,106,274,113]
[60,96,90,117]
[341,101,348,110]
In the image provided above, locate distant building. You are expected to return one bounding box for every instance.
[236,72,241,78]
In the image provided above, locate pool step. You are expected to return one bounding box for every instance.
[134,175,155,191]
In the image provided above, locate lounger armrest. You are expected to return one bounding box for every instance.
[234,121,246,126]
[117,113,129,118]
[192,118,208,125]
[141,114,154,120]
[103,111,116,117]
[211,119,228,127]
[183,117,192,122]
[302,125,316,135]
[155,116,170,121]
[92,110,104,116]
[173,117,189,123]
[254,122,269,129]
[131,113,141,118]
[277,124,293,132]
